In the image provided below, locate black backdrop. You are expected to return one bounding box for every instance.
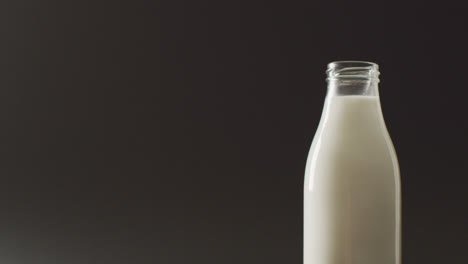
[0,1,467,263]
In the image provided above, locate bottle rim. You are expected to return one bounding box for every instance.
[327,61,380,81]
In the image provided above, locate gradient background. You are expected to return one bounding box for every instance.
[0,1,467,263]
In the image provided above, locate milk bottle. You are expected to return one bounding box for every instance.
[304,61,401,264]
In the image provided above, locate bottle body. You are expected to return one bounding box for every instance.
[304,62,400,264]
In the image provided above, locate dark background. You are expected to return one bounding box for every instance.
[0,1,467,263]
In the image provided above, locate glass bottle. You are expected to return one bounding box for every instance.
[304,61,401,264]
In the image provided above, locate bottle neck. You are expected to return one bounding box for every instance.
[320,62,386,134]
[326,61,380,98]
[327,79,379,97]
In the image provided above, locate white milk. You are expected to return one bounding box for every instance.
[304,95,400,264]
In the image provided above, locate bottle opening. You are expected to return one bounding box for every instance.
[327,61,380,82]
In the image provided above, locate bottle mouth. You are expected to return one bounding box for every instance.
[327,61,380,81]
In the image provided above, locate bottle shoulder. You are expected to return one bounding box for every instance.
[305,127,399,184]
